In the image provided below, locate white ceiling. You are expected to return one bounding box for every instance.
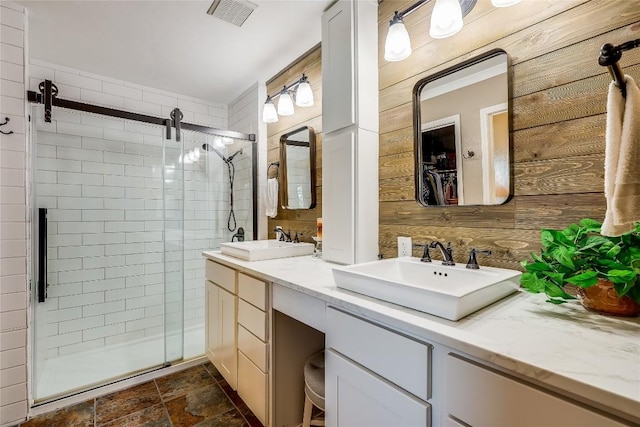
[17,0,333,105]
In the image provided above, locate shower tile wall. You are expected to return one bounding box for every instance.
[28,60,239,363]
[1,3,28,425]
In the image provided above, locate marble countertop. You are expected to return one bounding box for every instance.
[202,251,640,422]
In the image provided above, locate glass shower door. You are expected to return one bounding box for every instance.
[30,105,185,401]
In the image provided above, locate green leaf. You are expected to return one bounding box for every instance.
[522,262,551,273]
[545,282,574,299]
[565,271,598,288]
[606,244,622,258]
[547,272,565,286]
[520,273,546,293]
[578,218,602,233]
[579,235,609,251]
[614,281,635,298]
[552,246,575,269]
[546,298,567,305]
[606,269,638,284]
[598,259,628,269]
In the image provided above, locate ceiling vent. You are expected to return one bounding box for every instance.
[206,0,258,27]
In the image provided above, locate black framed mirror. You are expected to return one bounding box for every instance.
[413,49,511,207]
[279,126,316,209]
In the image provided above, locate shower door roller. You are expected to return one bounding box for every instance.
[38,208,48,302]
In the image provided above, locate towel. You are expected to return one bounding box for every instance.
[602,75,640,236]
[265,178,278,218]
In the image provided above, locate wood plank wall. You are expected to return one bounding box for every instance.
[266,45,322,242]
[378,0,640,269]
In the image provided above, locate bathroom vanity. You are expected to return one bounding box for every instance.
[202,251,640,427]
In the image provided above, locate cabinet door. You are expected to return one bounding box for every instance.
[205,280,220,365]
[326,350,431,427]
[218,286,237,390]
[321,0,354,134]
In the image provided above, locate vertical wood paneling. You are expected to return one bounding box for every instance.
[266,46,322,241]
[378,0,640,268]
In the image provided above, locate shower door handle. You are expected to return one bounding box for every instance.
[38,208,48,303]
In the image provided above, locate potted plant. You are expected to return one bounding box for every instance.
[520,218,640,316]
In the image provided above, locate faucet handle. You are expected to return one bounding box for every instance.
[293,232,302,243]
[466,248,492,269]
[413,243,432,262]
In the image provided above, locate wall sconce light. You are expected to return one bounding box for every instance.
[384,0,520,62]
[262,73,315,123]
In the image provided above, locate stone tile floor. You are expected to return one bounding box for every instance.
[19,362,263,427]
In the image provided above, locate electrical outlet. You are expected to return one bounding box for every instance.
[398,236,412,257]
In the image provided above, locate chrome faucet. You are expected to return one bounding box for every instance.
[429,241,455,266]
[466,248,492,269]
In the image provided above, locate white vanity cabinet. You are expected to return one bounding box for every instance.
[205,260,237,389]
[237,273,270,426]
[326,307,432,426]
[444,354,629,427]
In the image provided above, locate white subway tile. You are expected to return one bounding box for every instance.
[103,151,144,166]
[1,42,23,65]
[82,233,125,245]
[125,143,162,157]
[82,323,125,341]
[0,309,26,331]
[0,258,25,276]
[57,197,103,210]
[104,264,144,279]
[82,186,124,198]
[48,234,82,247]
[37,132,81,148]
[0,347,26,369]
[124,231,163,243]
[35,195,56,208]
[0,292,26,313]
[125,315,163,333]
[125,252,163,266]
[81,209,124,221]
[144,284,163,296]
[1,95,23,115]
[104,308,144,325]
[57,146,103,162]
[125,294,163,310]
[37,157,81,172]
[58,245,104,259]
[104,198,144,210]
[104,221,145,232]
[82,278,125,293]
[1,383,26,405]
[103,128,144,145]
[0,365,26,388]
[142,91,177,107]
[58,338,104,356]
[178,99,208,114]
[0,169,23,189]
[104,174,145,188]
[125,187,162,199]
[145,221,164,231]
[35,144,57,159]
[47,282,82,298]
[102,82,142,100]
[144,263,164,275]
[1,25,23,47]
[143,134,163,147]
[48,258,82,272]
[0,60,22,83]
[126,273,162,288]
[0,239,25,258]
[54,70,102,91]
[124,210,162,221]
[81,161,124,175]
[0,205,25,222]
[0,222,25,240]
[36,183,81,197]
[104,330,144,346]
[83,255,125,269]
[123,98,161,116]
[80,88,124,108]
[59,315,104,334]
[58,221,104,234]
[58,268,104,284]
[104,243,144,256]
[58,291,104,309]
[105,286,144,302]
[82,137,124,153]
[57,121,104,139]
[28,63,53,80]
[0,330,25,351]
[124,121,163,136]
[43,331,82,349]
[0,78,23,98]
[82,300,125,317]
[57,172,103,186]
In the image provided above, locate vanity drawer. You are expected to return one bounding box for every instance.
[238,299,268,341]
[238,324,268,372]
[327,307,431,401]
[238,350,268,426]
[205,260,236,294]
[238,273,267,310]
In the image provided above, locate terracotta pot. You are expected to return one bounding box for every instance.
[578,278,640,317]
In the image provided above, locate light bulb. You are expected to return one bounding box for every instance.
[214,137,225,149]
[491,0,521,6]
[384,13,412,62]
[192,147,200,161]
[262,96,278,123]
[295,75,314,107]
[187,150,197,162]
[277,88,295,116]
[430,0,463,39]
[222,137,233,145]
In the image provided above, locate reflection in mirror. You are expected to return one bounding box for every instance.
[414,49,510,207]
[279,126,316,209]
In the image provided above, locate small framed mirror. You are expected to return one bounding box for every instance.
[414,49,511,207]
[279,126,316,209]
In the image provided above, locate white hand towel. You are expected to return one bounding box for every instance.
[602,75,640,236]
[265,178,278,218]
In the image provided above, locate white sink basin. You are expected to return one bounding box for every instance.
[219,239,314,261]
[333,257,521,321]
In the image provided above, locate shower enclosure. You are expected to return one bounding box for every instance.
[27,83,256,402]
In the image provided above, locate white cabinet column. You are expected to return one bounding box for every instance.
[321,0,379,264]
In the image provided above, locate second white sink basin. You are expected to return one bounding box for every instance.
[220,239,314,261]
[333,257,521,321]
